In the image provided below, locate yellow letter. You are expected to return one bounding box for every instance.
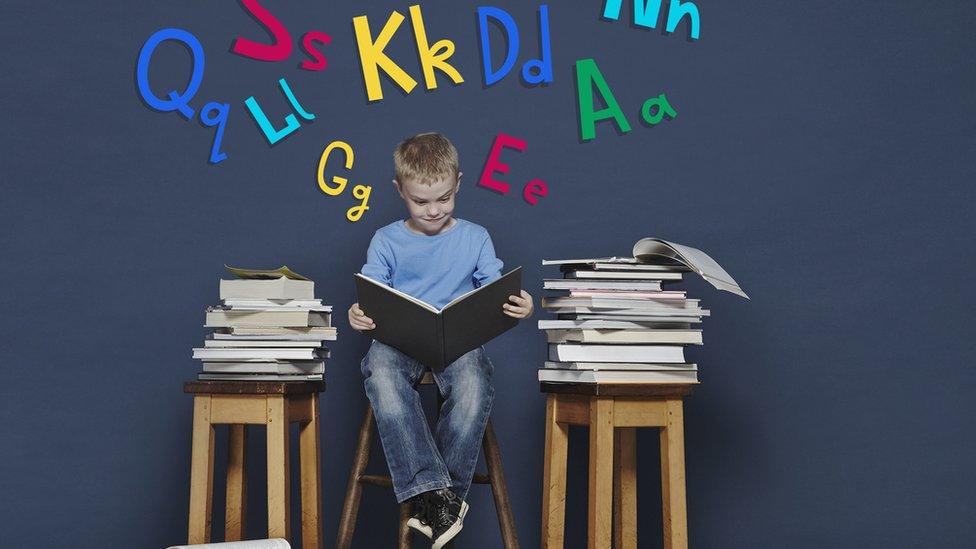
[352,11,418,101]
[409,5,464,90]
[347,184,372,222]
[317,140,354,196]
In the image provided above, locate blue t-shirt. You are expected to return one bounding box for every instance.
[361,218,504,309]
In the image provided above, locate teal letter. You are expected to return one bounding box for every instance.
[278,78,315,121]
[602,0,663,29]
[574,58,631,141]
[244,95,300,145]
[666,0,700,40]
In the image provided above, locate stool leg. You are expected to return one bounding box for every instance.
[267,395,291,541]
[188,395,215,544]
[660,399,688,549]
[398,502,412,548]
[483,421,520,549]
[588,398,614,549]
[613,428,637,549]
[541,395,568,549]
[336,405,375,549]
[225,424,248,541]
[299,395,324,549]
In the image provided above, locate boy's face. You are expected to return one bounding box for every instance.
[394,173,461,235]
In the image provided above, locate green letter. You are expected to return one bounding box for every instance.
[574,58,631,141]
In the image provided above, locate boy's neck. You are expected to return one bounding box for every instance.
[405,217,457,236]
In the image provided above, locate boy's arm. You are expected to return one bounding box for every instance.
[472,231,504,287]
[361,233,394,285]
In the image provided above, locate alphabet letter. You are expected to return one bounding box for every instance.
[199,102,231,164]
[409,5,463,90]
[602,0,663,29]
[640,93,677,125]
[477,7,520,87]
[347,184,372,222]
[136,28,205,120]
[521,5,553,85]
[300,31,331,71]
[523,179,548,205]
[574,58,631,141]
[231,0,293,61]
[317,141,354,196]
[479,133,527,194]
[666,0,700,40]
[352,11,419,101]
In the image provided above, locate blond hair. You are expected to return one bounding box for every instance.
[393,132,459,185]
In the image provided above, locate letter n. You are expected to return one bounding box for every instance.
[602,0,664,29]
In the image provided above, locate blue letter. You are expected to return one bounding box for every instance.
[136,28,205,119]
[199,102,230,164]
[478,7,520,86]
[666,0,700,40]
[520,5,553,85]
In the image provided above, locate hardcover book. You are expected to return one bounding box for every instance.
[355,267,522,372]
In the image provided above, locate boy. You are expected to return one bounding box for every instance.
[348,133,533,548]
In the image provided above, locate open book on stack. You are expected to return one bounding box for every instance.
[539,238,747,384]
[192,266,336,382]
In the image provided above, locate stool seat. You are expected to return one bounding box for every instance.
[540,382,693,549]
[184,381,324,548]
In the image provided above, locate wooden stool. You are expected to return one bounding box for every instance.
[183,381,325,548]
[336,373,519,548]
[539,382,694,549]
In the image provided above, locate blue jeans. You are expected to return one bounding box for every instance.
[361,340,494,503]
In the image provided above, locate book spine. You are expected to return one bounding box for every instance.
[436,314,446,372]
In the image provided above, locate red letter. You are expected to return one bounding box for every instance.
[231,0,293,62]
[523,179,548,205]
[479,133,526,194]
[300,31,331,71]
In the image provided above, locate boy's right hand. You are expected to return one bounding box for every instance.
[348,302,376,332]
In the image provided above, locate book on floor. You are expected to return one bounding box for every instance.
[355,267,522,372]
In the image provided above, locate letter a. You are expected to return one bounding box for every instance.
[353,11,419,102]
[574,58,631,141]
[409,5,463,90]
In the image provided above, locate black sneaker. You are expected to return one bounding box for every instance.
[406,492,434,539]
[429,489,468,549]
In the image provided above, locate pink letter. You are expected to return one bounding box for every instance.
[479,133,526,194]
[523,179,548,205]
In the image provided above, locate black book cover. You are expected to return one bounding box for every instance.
[355,267,522,371]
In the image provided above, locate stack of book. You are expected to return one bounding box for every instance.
[538,238,748,385]
[192,267,336,382]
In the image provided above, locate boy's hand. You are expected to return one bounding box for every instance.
[503,290,534,319]
[348,302,376,331]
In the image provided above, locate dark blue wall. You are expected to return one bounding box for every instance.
[3,1,975,547]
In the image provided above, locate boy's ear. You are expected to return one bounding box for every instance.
[455,172,463,193]
[392,179,404,198]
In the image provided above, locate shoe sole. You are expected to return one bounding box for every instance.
[406,501,469,540]
[432,517,464,549]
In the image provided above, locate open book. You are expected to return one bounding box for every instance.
[543,237,748,299]
[355,267,522,371]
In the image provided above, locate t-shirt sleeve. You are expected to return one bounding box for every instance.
[361,232,394,286]
[472,230,504,288]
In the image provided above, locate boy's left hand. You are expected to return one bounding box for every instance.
[503,290,534,319]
